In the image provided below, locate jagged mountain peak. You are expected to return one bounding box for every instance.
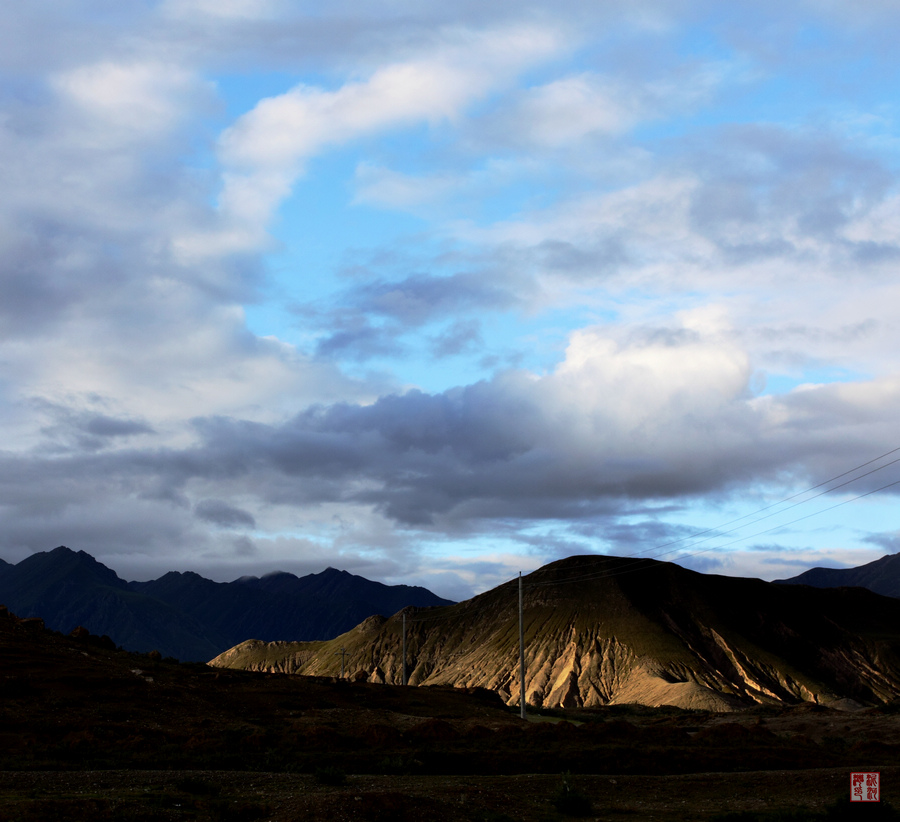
[14,545,126,588]
[47,545,97,562]
[317,567,352,578]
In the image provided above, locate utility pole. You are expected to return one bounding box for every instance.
[519,571,526,720]
[402,611,408,686]
[334,646,348,678]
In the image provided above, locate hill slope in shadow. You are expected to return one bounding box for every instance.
[775,552,900,598]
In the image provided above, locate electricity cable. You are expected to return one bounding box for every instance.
[526,474,900,588]
[326,445,900,653]
[621,445,900,561]
[524,445,900,587]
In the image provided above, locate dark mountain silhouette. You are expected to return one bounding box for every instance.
[130,565,453,652]
[774,552,900,598]
[212,554,900,712]
[0,546,221,661]
[0,546,453,661]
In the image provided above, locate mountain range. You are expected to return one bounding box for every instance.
[775,551,900,598]
[0,546,452,661]
[211,554,900,712]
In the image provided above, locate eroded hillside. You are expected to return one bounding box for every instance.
[211,555,900,711]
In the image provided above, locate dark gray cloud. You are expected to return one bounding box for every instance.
[35,404,156,453]
[81,415,155,438]
[172,341,900,528]
[586,518,708,557]
[195,498,256,529]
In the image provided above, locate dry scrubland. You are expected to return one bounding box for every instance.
[3,607,900,820]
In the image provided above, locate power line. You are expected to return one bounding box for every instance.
[623,445,900,561]
[676,475,900,562]
[527,474,900,588]
[399,445,900,616]
[526,444,900,587]
[396,446,900,605]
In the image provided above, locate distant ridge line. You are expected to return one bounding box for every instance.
[0,546,454,661]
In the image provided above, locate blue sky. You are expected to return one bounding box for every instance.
[1,0,900,599]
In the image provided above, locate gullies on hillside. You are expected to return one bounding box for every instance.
[210,555,900,712]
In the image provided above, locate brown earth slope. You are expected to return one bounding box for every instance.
[211,555,900,711]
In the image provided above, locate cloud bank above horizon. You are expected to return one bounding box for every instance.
[1,0,900,599]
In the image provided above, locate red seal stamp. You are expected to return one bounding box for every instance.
[851,772,880,803]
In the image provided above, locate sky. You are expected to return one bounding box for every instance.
[2,0,900,600]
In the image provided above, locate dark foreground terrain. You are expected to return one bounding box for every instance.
[2,606,899,820]
[4,768,898,821]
